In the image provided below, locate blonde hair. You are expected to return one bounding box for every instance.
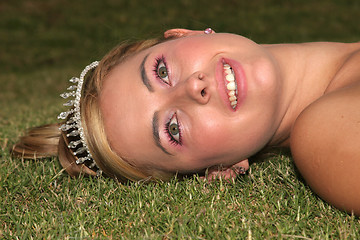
[12,38,174,182]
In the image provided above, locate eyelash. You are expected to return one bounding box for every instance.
[164,113,182,146]
[153,56,181,146]
[153,55,170,85]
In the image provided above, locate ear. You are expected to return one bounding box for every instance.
[164,28,215,39]
[205,159,249,181]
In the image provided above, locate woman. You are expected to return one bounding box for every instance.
[12,28,360,215]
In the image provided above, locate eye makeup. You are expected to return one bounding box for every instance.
[164,112,182,146]
[152,55,171,85]
[151,55,183,147]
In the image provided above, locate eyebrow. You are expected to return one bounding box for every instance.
[141,54,172,156]
[140,53,154,92]
[152,111,172,156]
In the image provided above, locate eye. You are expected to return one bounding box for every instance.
[165,113,182,145]
[158,63,168,80]
[169,122,179,138]
[153,56,170,85]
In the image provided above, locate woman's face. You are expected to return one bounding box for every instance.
[100,32,283,173]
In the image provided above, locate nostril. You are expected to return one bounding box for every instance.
[201,89,206,97]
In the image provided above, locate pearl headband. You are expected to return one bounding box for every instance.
[58,61,102,175]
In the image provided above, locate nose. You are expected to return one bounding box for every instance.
[182,72,211,105]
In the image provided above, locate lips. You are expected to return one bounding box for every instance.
[216,58,247,112]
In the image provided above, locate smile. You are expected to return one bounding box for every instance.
[223,63,238,109]
[216,57,246,112]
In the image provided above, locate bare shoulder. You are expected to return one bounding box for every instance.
[290,81,360,215]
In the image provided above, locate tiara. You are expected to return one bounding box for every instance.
[58,61,102,175]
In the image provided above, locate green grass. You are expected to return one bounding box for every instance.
[1,0,360,238]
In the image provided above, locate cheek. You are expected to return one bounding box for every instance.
[190,115,274,162]
[173,40,215,65]
[191,121,236,156]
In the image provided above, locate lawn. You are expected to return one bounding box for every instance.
[1,0,360,238]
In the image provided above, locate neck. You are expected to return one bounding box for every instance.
[263,41,360,146]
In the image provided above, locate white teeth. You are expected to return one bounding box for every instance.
[226,82,236,91]
[229,96,237,102]
[226,74,235,81]
[223,64,231,69]
[225,69,232,75]
[223,63,238,109]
